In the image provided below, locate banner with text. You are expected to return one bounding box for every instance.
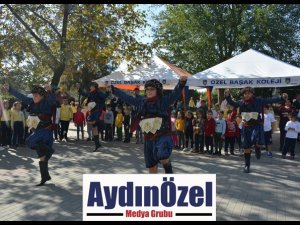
[102,79,178,86]
[186,77,300,88]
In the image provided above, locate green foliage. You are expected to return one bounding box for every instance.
[153,4,300,74]
[239,4,300,66]
[0,4,152,90]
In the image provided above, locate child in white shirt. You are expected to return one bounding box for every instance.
[282,112,300,159]
[263,105,276,157]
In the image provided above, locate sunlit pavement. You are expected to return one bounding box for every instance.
[0,123,299,221]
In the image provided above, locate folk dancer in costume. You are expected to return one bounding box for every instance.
[77,82,108,151]
[225,87,288,173]
[109,76,188,174]
[3,83,57,186]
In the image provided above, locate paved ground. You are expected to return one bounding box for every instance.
[0,124,299,221]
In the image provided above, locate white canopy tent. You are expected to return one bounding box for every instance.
[187,49,300,88]
[95,56,193,90]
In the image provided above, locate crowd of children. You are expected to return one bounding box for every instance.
[173,107,239,156]
[0,92,138,151]
[1,86,300,164]
[169,93,300,167]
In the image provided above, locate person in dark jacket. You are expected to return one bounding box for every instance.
[3,83,56,186]
[109,77,187,174]
[77,82,108,151]
[225,87,288,173]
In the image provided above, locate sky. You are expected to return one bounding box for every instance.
[115,4,165,72]
[135,4,165,44]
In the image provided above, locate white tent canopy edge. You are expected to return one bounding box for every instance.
[187,49,300,88]
[94,55,202,90]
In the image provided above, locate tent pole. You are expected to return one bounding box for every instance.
[206,87,211,109]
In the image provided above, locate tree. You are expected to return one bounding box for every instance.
[153,4,300,73]
[0,4,152,89]
[239,4,300,66]
[153,4,300,102]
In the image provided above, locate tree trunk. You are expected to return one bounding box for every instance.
[51,64,65,86]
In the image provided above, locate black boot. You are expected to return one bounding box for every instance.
[36,161,51,186]
[45,160,51,181]
[255,147,261,159]
[93,135,101,152]
[163,161,173,174]
[244,153,251,173]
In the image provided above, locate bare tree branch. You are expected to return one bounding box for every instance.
[60,4,70,54]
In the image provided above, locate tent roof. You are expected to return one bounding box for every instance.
[188,49,300,88]
[95,56,192,90]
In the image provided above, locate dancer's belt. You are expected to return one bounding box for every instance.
[242,120,262,127]
[144,131,171,141]
[27,114,52,130]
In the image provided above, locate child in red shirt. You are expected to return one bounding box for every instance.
[74,106,86,140]
[204,110,216,154]
[225,109,239,155]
